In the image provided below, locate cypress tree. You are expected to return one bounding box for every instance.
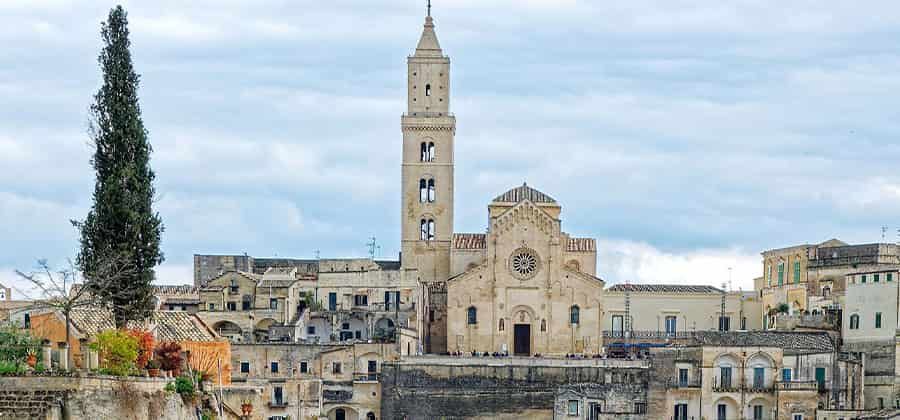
[75,5,163,328]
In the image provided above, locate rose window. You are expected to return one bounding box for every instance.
[509,248,540,280]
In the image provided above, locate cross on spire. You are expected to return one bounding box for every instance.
[427,0,432,17]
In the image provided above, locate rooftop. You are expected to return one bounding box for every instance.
[492,183,557,205]
[67,308,218,342]
[691,331,834,352]
[606,284,723,294]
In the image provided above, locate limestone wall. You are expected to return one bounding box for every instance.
[0,376,196,420]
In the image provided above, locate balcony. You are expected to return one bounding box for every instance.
[268,400,288,408]
[666,378,701,389]
[776,380,818,391]
[712,378,740,393]
[353,372,380,383]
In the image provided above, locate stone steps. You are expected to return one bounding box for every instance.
[0,390,65,419]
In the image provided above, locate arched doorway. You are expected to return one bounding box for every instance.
[511,308,534,356]
[336,408,346,420]
[211,321,243,342]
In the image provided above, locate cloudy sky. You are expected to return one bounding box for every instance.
[3,0,900,294]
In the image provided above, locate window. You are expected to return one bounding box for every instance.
[777,263,784,286]
[875,274,880,283]
[719,367,732,388]
[717,404,727,420]
[420,142,435,162]
[498,318,504,332]
[208,303,215,311]
[332,362,342,374]
[355,331,361,339]
[540,319,547,332]
[815,367,826,389]
[782,368,792,382]
[328,292,337,311]
[753,405,763,420]
[420,219,435,241]
[428,142,435,161]
[307,326,316,335]
[792,414,803,420]
[230,279,238,293]
[612,315,624,337]
[354,294,368,306]
[888,273,894,282]
[227,302,236,311]
[741,317,747,330]
[342,322,350,330]
[299,361,308,373]
[718,316,730,332]
[849,314,860,329]
[678,368,688,386]
[634,402,646,414]
[270,361,279,373]
[674,403,688,420]
[753,367,765,388]
[240,361,249,373]
[23,313,29,329]
[272,386,283,405]
[793,260,801,284]
[567,400,579,416]
[419,179,427,202]
[665,316,677,335]
[425,84,431,96]
[875,312,882,328]
[467,307,477,325]
[427,179,435,202]
[862,275,867,283]
[570,306,580,325]
[242,299,251,310]
[367,413,376,420]
[269,298,278,310]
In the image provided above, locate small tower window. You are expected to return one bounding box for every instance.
[428,142,435,161]
[467,307,477,324]
[419,179,428,203]
[425,84,431,96]
[420,219,435,241]
[570,306,580,325]
[498,318,504,332]
[427,179,435,202]
[428,219,435,240]
[420,142,435,162]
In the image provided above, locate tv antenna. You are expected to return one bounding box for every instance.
[366,236,381,259]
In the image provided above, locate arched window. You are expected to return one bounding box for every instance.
[849,314,860,330]
[467,307,477,325]
[367,413,376,420]
[419,179,427,203]
[427,179,435,202]
[570,305,580,325]
[428,142,435,161]
[420,142,428,162]
[540,319,547,332]
[425,84,431,96]
[498,318,504,331]
[822,286,831,298]
[427,219,435,240]
[420,219,428,240]
[335,408,346,420]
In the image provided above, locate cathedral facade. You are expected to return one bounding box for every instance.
[400,13,604,356]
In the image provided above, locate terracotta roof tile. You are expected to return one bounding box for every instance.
[492,183,557,204]
[606,284,724,294]
[67,308,217,342]
[453,233,486,250]
[567,238,596,252]
[692,331,834,352]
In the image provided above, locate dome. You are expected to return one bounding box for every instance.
[492,183,557,204]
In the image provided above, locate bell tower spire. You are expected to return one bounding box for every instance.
[400,9,455,354]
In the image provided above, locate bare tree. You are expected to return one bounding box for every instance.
[14,256,136,368]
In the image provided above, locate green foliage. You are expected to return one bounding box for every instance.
[34,363,46,373]
[74,4,163,328]
[776,303,790,314]
[174,375,194,396]
[163,381,176,393]
[0,360,25,375]
[92,329,139,376]
[0,326,42,365]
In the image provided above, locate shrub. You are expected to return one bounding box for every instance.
[91,329,139,376]
[34,362,45,373]
[0,326,42,365]
[0,360,24,375]
[154,342,182,372]
[174,375,194,396]
[145,359,161,369]
[163,381,176,393]
[128,329,154,369]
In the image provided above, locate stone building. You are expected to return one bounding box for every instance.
[446,185,605,356]
[602,284,763,339]
[193,253,317,286]
[649,331,864,420]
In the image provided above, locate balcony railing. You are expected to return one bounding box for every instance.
[666,378,701,389]
[776,380,818,391]
[602,330,695,340]
[268,400,288,408]
[353,372,380,382]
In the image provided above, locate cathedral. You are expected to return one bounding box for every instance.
[400,12,605,355]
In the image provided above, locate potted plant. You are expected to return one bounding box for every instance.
[240,399,253,416]
[146,359,161,377]
[25,348,37,368]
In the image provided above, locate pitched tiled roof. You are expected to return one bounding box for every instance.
[67,308,218,342]
[492,183,557,204]
[153,285,198,295]
[692,331,834,352]
[606,284,723,294]
[258,279,298,288]
[453,233,486,250]
[567,238,596,252]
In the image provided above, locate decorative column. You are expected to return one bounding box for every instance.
[41,340,52,372]
[80,338,90,371]
[57,342,68,371]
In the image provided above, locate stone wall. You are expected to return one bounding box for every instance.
[0,376,195,420]
[380,358,649,419]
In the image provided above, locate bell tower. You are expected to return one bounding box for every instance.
[400,7,454,353]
